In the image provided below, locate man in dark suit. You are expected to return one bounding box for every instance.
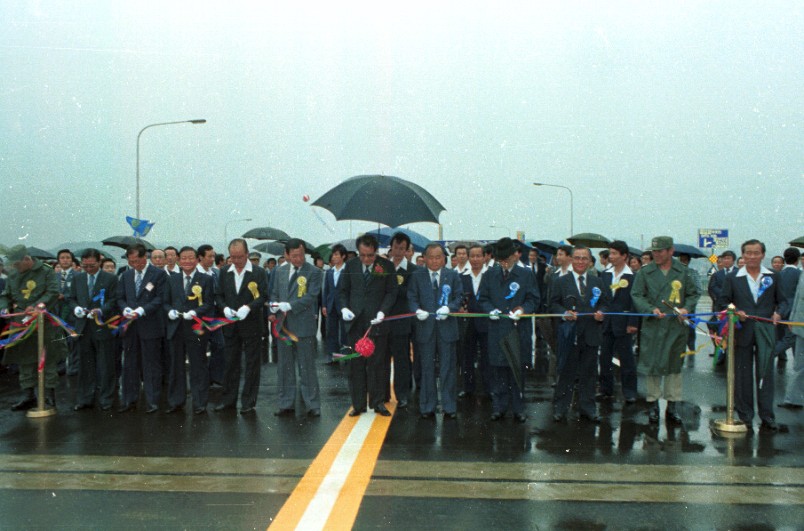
[408,243,463,419]
[69,248,118,411]
[322,244,348,363]
[197,244,224,387]
[599,240,639,403]
[774,247,801,362]
[338,234,397,417]
[716,239,789,432]
[550,245,610,423]
[214,239,269,415]
[477,238,540,422]
[707,250,737,301]
[117,243,168,413]
[460,244,491,398]
[163,246,215,415]
[269,238,323,417]
[55,249,78,375]
[386,232,417,408]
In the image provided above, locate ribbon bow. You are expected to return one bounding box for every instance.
[504,282,520,300]
[757,275,773,299]
[590,286,602,308]
[188,284,203,306]
[21,280,36,300]
[247,281,260,300]
[297,276,307,297]
[92,288,106,307]
[668,280,682,304]
[439,284,451,306]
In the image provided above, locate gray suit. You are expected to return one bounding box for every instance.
[270,262,323,412]
[783,273,804,406]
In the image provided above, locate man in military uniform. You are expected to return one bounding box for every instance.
[631,236,700,424]
[0,245,61,410]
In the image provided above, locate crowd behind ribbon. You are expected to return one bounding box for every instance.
[0,234,801,431]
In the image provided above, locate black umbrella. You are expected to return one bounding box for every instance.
[531,240,561,253]
[499,329,522,393]
[312,174,446,227]
[242,227,291,241]
[331,238,358,252]
[789,236,804,249]
[567,233,611,248]
[253,240,315,256]
[102,235,155,251]
[628,246,643,256]
[26,246,56,260]
[672,243,706,259]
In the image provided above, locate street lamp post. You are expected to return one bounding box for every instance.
[533,182,574,235]
[489,224,512,237]
[225,218,253,249]
[136,119,207,218]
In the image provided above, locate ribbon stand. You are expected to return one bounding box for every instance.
[713,304,745,435]
[27,307,56,418]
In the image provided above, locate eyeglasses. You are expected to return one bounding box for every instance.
[358,252,376,259]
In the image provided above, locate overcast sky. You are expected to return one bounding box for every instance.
[1,1,801,257]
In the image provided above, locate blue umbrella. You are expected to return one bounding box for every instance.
[367,227,432,252]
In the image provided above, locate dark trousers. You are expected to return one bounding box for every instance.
[168,327,210,409]
[348,329,388,411]
[553,340,598,417]
[208,329,225,384]
[325,310,346,358]
[735,343,775,423]
[221,332,261,408]
[491,365,525,415]
[418,336,457,415]
[389,333,412,402]
[122,333,162,407]
[76,329,115,408]
[599,332,637,400]
[462,326,490,395]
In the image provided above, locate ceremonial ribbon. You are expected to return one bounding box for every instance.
[504,282,520,300]
[757,276,773,299]
[92,288,105,307]
[270,312,299,345]
[334,326,375,362]
[188,285,203,306]
[610,278,628,295]
[248,281,260,300]
[21,280,36,300]
[439,285,451,306]
[297,276,307,298]
[668,280,682,304]
[590,287,601,308]
[0,309,79,349]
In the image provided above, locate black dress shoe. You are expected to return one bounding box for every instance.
[444,412,457,420]
[240,406,256,415]
[193,407,206,415]
[307,409,321,417]
[145,404,159,414]
[11,390,37,411]
[420,412,435,419]
[553,413,566,422]
[665,401,682,424]
[374,406,391,417]
[274,408,294,417]
[580,413,601,423]
[349,409,365,417]
[397,400,408,409]
[760,420,779,432]
[73,403,94,411]
[213,403,235,412]
[490,412,503,421]
[514,414,527,423]
[165,405,183,414]
[117,403,136,413]
[648,402,660,423]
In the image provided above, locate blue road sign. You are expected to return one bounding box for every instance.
[698,228,728,248]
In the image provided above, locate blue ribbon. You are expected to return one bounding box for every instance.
[590,287,601,308]
[440,285,451,306]
[757,275,773,299]
[504,282,520,300]
[92,288,105,308]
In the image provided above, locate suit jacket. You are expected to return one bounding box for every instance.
[388,260,417,335]
[407,267,463,343]
[68,270,118,337]
[269,261,323,338]
[322,265,345,315]
[600,269,638,336]
[117,264,167,339]
[715,268,789,345]
[549,271,610,347]
[56,268,75,321]
[779,266,802,300]
[790,273,804,339]
[215,263,269,338]
[461,270,488,333]
[337,256,398,337]
[163,271,215,340]
[708,267,736,301]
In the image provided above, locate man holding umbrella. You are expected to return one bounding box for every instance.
[477,238,540,422]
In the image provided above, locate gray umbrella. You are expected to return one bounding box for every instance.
[567,233,611,248]
[102,235,155,251]
[531,240,561,253]
[312,174,446,227]
[242,227,291,241]
[672,243,706,259]
[254,240,315,256]
[789,236,804,249]
[25,246,56,260]
[499,328,522,393]
[331,238,358,252]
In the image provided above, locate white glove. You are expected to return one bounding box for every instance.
[341,308,355,321]
[183,310,196,321]
[74,307,87,318]
[278,302,292,313]
[223,307,235,319]
[123,307,134,318]
[168,309,180,320]
[133,307,145,317]
[436,306,450,321]
[0,309,8,317]
[269,302,280,314]
[489,309,501,321]
[370,311,385,325]
[236,305,251,320]
[22,315,33,325]
[416,309,429,321]
[508,309,523,321]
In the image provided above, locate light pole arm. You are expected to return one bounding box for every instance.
[533,182,574,235]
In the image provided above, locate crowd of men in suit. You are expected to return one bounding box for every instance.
[0,234,801,432]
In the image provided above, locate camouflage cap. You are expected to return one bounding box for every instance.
[647,236,674,251]
[5,244,29,262]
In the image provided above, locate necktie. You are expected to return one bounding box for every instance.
[502,268,509,281]
[289,266,299,287]
[578,275,586,297]
[184,275,192,293]
[88,274,95,297]
[61,272,67,290]
[364,265,371,284]
[432,271,438,290]
[135,270,143,296]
